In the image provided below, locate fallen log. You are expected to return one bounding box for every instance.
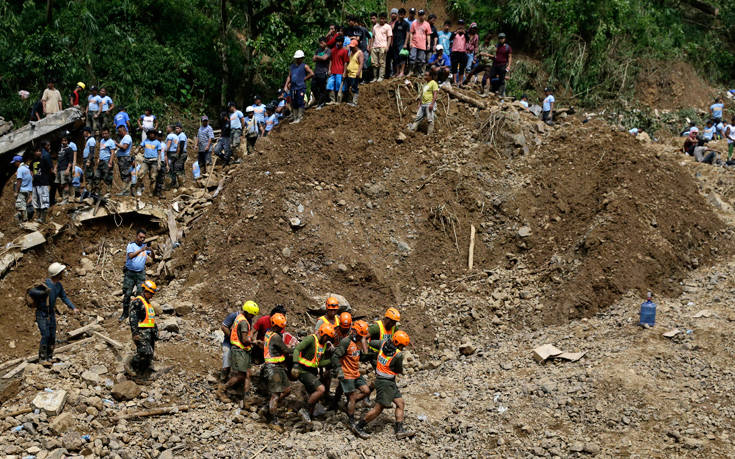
[1,407,33,418]
[441,86,487,109]
[67,319,103,339]
[1,337,95,377]
[92,332,124,350]
[114,404,189,421]
[2,362,28,379]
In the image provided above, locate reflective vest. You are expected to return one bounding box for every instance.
[136,296,156,328]
[230,314,252,351]
[298,334,325,368]
[318,314,339,329]
[341,339,361,379]
[376,342,401,379]
[264,330,285,364]
[369,320,396,352]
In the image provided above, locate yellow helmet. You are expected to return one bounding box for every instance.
[141,280,157,294]
[242,300,259,315]
[76,82,86,90]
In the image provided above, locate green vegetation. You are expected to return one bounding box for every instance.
[0,0,381,125]
[449,0,735,105]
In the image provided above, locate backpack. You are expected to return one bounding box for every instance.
[26,283,50,309]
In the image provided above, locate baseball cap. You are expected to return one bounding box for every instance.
[390,7,398,14]
[458,19,465,25]
[409,7,416,12]
[498,32,506,38]
[470,22,478,28]
[10,155,23,164]
[246,106,255,113]
[201,115,209,121]
[418,9,425,15]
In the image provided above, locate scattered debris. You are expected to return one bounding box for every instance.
[32,389,68,415]
[663,329,681,338]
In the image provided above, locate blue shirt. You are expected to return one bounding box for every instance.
[88,95,101,111]
[142,139,162,160]
[100,96,113,112]
[543,95,555,112]
[114,111,130,128]
[125,242,148,272]
[177,132,188,152]
[99,139,116,161]
[245,116,259,135]
[43,278,75,313]
[437,31,452,52]
[117,134,132,157]
[222,312,238,346]
[711,103,724,119]
[72,165,83,187]
[83,136,96,159]
[17,164,33,192]
[251,104,267,123]
[229,110,244,130]
[265,114,278,131]
[428,52,451,67]
[703,125,716,140]
[166,133,179,152]
[69,142,78,153]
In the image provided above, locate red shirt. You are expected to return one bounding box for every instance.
[71,88,81,107]
[494,43,512,66]
[330,47,349,75]
[253,315,271,341]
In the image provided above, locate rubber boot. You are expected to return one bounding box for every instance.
[328,91,336,105]
[337,92,343,104]
[20,208,28,222]
[39,209,47,223]
[394,422,415,439]
[427,122,434,135]
[352,420,371,439]
[48,344,56,362]
[38,343,46,363]
[349,93,358,107]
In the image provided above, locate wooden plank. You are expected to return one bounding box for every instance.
[67,319,103,339]
[114,404,189,421]
[2,361,28,379]
[167,211,178,245]
[468,224,476,271]
[93,332,124,350]
[0,358,23,372]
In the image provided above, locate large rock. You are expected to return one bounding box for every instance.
[49,412,76,434]
[32,389,68,415]
[160,318,180,333]
[111,380,141,401]
[174,302,193,316]
[81,370,100,385]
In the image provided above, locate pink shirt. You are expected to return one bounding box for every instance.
[410,20,432,50]
[372,23,393,49]
[451,31,467,53]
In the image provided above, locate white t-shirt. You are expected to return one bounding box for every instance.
[726,125,735,144]
[543,95,555,112]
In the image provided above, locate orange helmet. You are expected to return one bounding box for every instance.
[339,312,352,329]
[141,280,158,294]
[392,330,410,347]
[318,322,336,338]
[326,296,340,310]
[270,313,286,329]
[352,320,369,337]
[384,307,400,322]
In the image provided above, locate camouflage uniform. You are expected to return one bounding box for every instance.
[121,269,146,318]
[129,297,157,373]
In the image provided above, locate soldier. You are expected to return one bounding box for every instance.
[125,280,158,376]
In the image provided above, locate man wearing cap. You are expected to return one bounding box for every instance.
[407,10,432,75]
[69,82,85,108]
[81,127,96,197]
[344,15,370,74]
[95,128,116,196]
[195,115,215,174]
[542,87,555,125]
[114,106,131,132]
[428,44,451,82]
[370,12,392,82]
[228,102,246,159]
[488,33,512,94]
[407,7,416,26]
[12,155,32,223]
[171,123,188,187]
[463,33,495,93]
[42,79,62,116]
[343,39,364,106]
[86,86,101,132]
[37,263,79,366]
[120,229,149,322]
[126,279,159,376]
[465,23,479,76]
[284,50,314,124]
[114,125,133,195]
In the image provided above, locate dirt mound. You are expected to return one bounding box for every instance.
[635,60,716,110]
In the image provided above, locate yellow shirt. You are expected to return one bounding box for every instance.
[346,50,362,78]
[421,80,439,105]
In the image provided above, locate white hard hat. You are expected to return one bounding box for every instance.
[436,44,443,51]
[293,50,305,59]
[48,262,66,277]
[246,106,255,113]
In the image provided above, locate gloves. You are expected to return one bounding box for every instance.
[291,367,301,379]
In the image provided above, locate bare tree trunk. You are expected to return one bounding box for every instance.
[46,0,53,25]
[219,0,229,107]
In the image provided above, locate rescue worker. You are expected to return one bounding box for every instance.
[354,331,414,439]
[125,280,158,376]
[120,229,149,322]
[314,296,341,331]
[292,322,336,423]
[325,311,356,410]
[216,300,260,406]
[368,307,401,358]
[331,319,371,430]
[262,313,292,431]
[36,263,79,366]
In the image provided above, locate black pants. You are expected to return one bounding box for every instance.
[489,64,508,92]
[450,52,467,77]
[313,74,328,106]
